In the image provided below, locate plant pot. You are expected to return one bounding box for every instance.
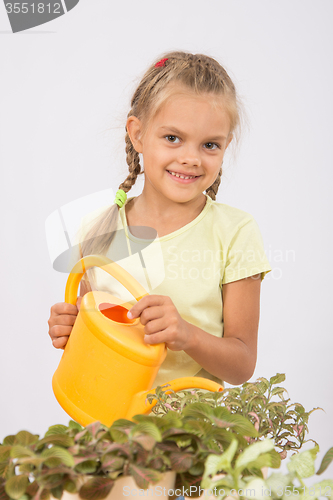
[57,471,177,500]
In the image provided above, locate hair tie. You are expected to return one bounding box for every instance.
[155,58,168,68]
[114,189,127,208]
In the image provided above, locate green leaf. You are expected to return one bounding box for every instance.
[256,377,270,394]
[128,464,162,490]
[188,462,205,476]
[79,478,114,500]
[245,451,280,472]
[109,419,134,443]
[74,460,98,474]
[3,436,17,446]
[130,422,162,442]
[235,439,274,472]
[131,434,156,452]
[0,447,11,461]
[202,440,238,488]
[265,472,292,498]
[63,479,77,494]
[68,420,83,431]
[41,446,75,468]
[270,374,286,385]
[45,425,68,436]
[36,434,74,450]
[5,476,29,500]
[300,481,333,500]
[50,485,63,499]
[287,449,316,478]
[182,402,214,420]
[10,446,35,459]
[317,447,333,475]
[15,431,39,446]
[271,387,286,397]
[243,478,267,500]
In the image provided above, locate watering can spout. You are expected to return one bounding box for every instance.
[125,377,224,420]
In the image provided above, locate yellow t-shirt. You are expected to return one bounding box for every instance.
[72,195,272,387]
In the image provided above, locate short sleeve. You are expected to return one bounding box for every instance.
[222,217,272,285]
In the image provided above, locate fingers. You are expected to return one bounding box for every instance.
[128,295,170,319]
[76,296,82,311]
[51,335,69,350]
[51,302,78,316]
[143,316,168,336]
[48,302,79,349]
[137,306,166,326]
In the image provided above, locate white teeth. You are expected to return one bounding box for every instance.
[169,171,196,179]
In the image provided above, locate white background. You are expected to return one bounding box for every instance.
[1,0,332,479]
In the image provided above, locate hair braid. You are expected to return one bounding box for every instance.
[119,129,142,193]
[205,167,222,201]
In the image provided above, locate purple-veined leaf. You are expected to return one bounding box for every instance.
[100,454,124,471]
[79,477,114,500]
[85,422,101,439]
[169,452,193,472]
[128,464,162,490]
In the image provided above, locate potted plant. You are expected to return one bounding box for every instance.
[201,440,333,500]
[0,374,325,500]
[0,406,260,500]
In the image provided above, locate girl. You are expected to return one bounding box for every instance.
[48,51,272,387]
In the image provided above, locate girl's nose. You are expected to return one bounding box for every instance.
[177,145,201,167]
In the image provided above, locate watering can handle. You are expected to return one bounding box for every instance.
[65,254,149,305]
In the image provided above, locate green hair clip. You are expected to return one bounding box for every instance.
[114,189,127,208]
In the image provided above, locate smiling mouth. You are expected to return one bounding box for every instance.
[167,170,200,180]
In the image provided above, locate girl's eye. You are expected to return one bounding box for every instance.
[165,135,180,143]
[204,142,220,150]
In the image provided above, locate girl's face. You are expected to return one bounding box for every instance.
[128,87,233,206]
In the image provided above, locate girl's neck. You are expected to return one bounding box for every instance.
[125,192,208,238]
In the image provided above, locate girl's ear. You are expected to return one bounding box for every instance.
[126,116,144,153]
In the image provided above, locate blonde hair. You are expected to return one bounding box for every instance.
[81,51,241,274]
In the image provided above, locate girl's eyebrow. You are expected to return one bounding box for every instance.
[158,125,227,141]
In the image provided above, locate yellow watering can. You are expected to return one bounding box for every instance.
[52,255,223,426]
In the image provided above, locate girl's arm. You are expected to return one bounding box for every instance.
[184,273,261,385]
[127,273,261,386]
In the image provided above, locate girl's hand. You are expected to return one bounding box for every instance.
[48,298,82,349]
[127,295,191,351]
